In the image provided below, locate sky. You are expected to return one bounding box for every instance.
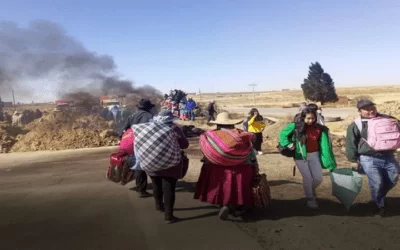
[1,0,399,101]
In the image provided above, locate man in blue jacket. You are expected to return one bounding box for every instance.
[186,98,197,121]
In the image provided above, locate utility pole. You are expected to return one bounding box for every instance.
[11,88,16,107]
[199,88,201,101]
[249,83,257,106]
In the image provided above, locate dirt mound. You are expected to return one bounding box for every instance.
[10,111,119,152]
[262,117,292,150]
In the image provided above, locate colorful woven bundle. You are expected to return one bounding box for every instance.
[199,129,254,166]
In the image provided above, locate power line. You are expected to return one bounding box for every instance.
[249,83,257,106]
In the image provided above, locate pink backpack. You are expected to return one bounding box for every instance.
[354,116,400,151]
[119,128,134,155]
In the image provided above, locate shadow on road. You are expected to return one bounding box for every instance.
[175,205,217,211]
[179,211,220,222]
[130,181,197,193]
[268,180,301,186]
[240,197,400,222]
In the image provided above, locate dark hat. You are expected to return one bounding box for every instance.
[357,99,375,109]
[137,99,155,110]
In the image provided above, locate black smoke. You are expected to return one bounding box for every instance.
[0,19,161,103]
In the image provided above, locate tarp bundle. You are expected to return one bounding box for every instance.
[330,168,363,210]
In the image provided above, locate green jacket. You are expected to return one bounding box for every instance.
[279,122,337,171]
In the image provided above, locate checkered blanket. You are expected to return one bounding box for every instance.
[131,122,182,172]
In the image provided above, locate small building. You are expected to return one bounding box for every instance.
[337,96,350,105]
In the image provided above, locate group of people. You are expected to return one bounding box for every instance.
[0,109,43,126]
[99,105,132,124]
[279,99,399,215]
[161,97,198,121]
[118,97,400,224]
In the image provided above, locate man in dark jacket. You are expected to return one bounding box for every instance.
[122,99,155,198]
[207,100,216,123]
[345,99,400,217]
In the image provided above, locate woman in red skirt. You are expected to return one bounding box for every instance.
[193,112,259,220]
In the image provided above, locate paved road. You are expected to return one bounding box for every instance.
[225,107,358,118]
[0,148,263,250]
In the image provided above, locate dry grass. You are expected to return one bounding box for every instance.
[189,85,400,109]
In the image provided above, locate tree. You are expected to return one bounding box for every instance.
[301,62,338,105]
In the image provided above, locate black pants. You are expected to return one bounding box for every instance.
[208,112,215,122]
[150,176,178,218]
[135,170,148,193]
[252,132,263,151]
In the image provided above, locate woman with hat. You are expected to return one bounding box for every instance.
[193,112,259,220]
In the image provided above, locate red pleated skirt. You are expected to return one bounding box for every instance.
[193,163,255,206]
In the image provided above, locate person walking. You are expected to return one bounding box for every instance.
[345,100,400,217]
[194,112,258,219]
[279,107,336,209]
[145,110,189,224]
[122,99,156,198]
[207,100,216,123]
[247,108,266,155]
[186,98,197,121]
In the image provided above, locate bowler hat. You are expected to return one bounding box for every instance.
[137,99,155,110]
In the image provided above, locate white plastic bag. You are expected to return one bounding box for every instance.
[330,168,363,210]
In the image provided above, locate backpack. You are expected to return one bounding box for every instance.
[277,131,296,158]
[107,151,135,185]
[119,128,134,155]
[131,122,182,172]
[354,115,400,151]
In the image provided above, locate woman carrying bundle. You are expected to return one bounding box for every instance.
[193,112,259,220]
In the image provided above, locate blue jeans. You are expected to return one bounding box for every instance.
[359,154,400,208]
[188,110,195,120]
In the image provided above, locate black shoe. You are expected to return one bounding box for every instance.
[165,216,179,224]
[373,206,386,218]
[165,214,179,224]
[379,207,386,218]
[138,191,152,198]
